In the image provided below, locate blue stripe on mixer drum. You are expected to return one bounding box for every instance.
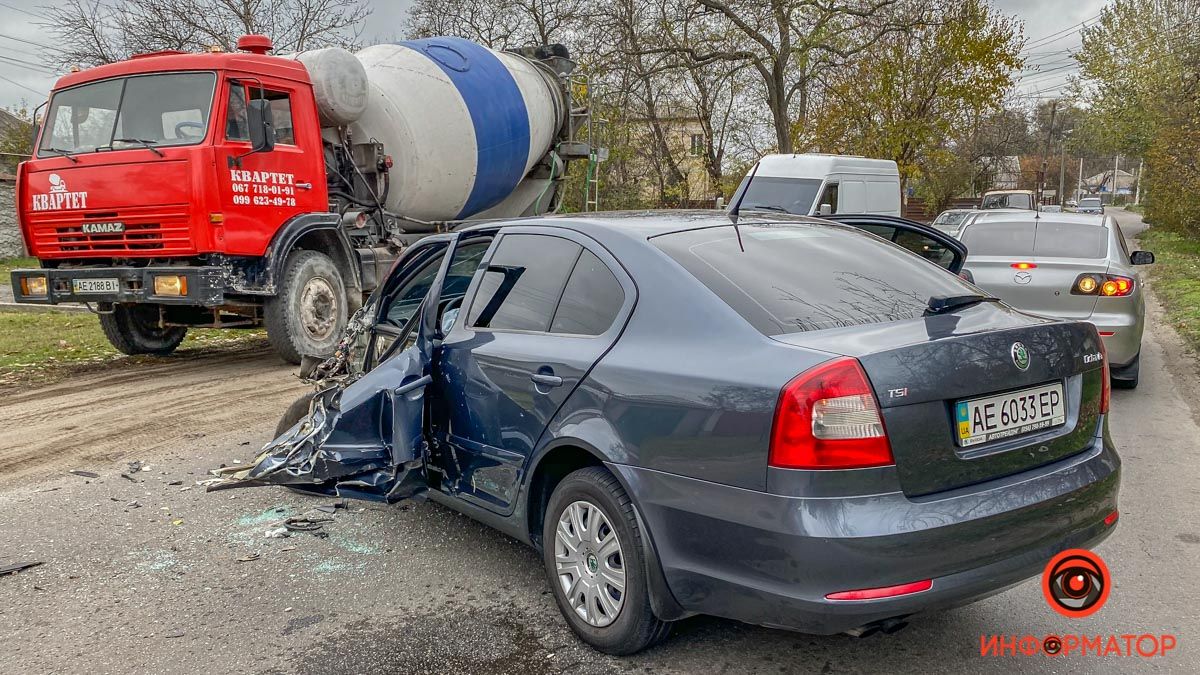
[400,37,532,219]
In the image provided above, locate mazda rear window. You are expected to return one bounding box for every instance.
[960,222,1035,256]
[1032,222,1108,258]
[652,223,976,335]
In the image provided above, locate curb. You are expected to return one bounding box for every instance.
[0,301,88,313]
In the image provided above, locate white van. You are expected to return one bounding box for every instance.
[730,154,902,217]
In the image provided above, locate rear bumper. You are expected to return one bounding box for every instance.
[1090,308,1143,366]
[612,430,1120,634]
[10,266,226,307]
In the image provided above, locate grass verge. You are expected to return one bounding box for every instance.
[0,257,38,286]
[1138,226,1200,353]
[0,308,268,388]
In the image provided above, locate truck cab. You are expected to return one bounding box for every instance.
[11,35,587,363]
[729,154,902,217]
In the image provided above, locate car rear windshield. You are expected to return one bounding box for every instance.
[652,223,976,335]
[1080,198,1101,207]
[961,221,1106,258]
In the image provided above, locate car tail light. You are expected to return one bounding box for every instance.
[1072,273,1134,296]
[769,358,894,469]
[1104,510,1119,527]
[826,579,932,601]
[1010,262,1037,270]
[1099,338,1110,414]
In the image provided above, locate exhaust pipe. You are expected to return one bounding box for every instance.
[844,616,910,638]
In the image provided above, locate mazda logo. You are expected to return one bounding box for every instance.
[1014,272,1032,284]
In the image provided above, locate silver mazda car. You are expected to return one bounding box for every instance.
[960,211,1153,387]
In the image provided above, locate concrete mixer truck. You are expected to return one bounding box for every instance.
[10,34,598,362]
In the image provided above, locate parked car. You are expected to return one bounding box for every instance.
[981,189,1036,210]
[729,154,901,217]
[930,208,976,237]
[1066,199,1078,208]
[1041,204,1063,213]
[213,210,1120,654]
[960,211,1152,387]
[1077,197,1105,214]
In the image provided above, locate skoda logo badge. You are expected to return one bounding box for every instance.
[1011,342,1030,371]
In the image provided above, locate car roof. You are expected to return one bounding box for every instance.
[457,209,834,239]
[965,211,1107,227]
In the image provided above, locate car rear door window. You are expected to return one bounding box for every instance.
[960,222,1035,256]
[550,250,625,335]
[467,234,581,332]
[652,223,976,335]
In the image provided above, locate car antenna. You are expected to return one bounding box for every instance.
[728,161,760,252]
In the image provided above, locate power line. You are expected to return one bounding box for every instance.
[0,1,50,21]
[0,31,52,50]
[1021,14,1102,54]
[0,71,47,97]
[0,50,55,74]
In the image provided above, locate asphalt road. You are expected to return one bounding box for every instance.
[1,210,1196,674]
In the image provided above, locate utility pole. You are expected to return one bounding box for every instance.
[1135,157,1144,204]
[1058,136,1068,205]
[1039,101,1058,207]
[1113,154,1120,203]
[1077,157,1084,203]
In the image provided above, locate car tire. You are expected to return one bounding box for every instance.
[542,466,672,655]
[265,250,348,365]
[98,304,187,355]
[275,391,317,437]
[1111,353,1140,390]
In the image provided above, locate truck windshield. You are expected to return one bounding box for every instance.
[38,72,217,156]
[730,176,823,215]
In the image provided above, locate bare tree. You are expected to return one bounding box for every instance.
[41,0,370,68]
[405,0,592,48]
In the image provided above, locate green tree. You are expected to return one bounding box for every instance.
[808,0,1023,200]
[0,106,34,174]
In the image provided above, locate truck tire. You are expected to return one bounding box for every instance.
[98,304,187,356]
[265,250,349,364]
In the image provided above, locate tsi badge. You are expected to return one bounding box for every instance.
[1083,351,1103,365]
[1011,341,1030,371]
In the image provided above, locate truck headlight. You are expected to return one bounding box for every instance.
[153,275,187,296]
[20,275,48,297]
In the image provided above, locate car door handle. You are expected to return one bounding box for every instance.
[530,373,563,388]
[296,182,313,190]
[394,374,432,395]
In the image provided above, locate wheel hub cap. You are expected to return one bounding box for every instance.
[554,500,625,628]
[299,277,338,341]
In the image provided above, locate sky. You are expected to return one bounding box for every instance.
[0,0,1108,111]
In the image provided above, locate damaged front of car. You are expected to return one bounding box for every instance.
[205,233,463,502]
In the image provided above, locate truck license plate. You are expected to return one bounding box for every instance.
[72,278,120,294]
[955,382,1066,447]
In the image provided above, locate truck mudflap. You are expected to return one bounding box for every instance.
[206,347,432,502]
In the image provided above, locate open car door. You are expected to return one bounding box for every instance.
[206,235,464,502]
[821,214,968,275]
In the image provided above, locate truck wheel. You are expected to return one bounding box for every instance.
[265,250,348,364]
[543,467,672,655]
[98,304,187,356]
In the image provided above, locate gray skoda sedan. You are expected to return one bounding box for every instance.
[212,211,1120,654]
[959,211,1152,387]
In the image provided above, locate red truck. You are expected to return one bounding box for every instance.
[11,35,588,362]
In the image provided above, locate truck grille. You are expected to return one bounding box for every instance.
[28,206,196,256]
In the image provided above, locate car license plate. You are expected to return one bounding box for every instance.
[955,382,1065,447]
[72,278,120,294]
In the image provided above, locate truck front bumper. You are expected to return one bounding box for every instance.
[10,266,226,307]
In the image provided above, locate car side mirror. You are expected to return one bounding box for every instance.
[1131,250,1154,265]
[247,99,276,153]
[818,203,832,216]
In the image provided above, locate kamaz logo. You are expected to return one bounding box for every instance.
[82,222,124,234]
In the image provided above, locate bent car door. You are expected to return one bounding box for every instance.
[207,235,471,502]
[434,228,634,515]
